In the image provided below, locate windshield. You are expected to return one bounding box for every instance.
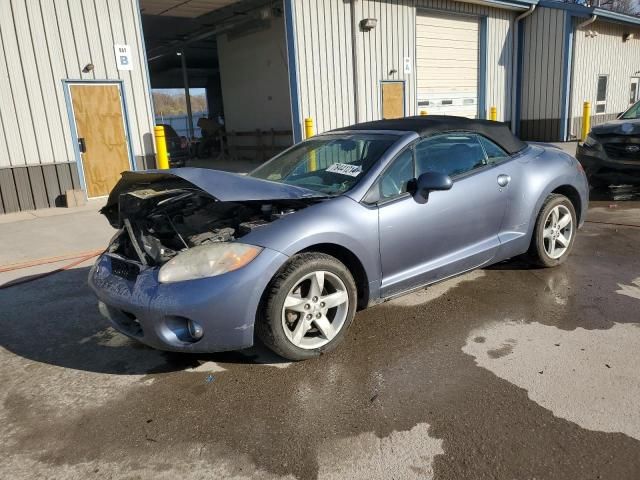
[621,101,640,120]
[248,134,398,195]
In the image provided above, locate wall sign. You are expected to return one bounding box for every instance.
[114,44,133,71]
[403,57,412,75]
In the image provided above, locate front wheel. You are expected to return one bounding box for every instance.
[528,194,577,268]
[256,253,357,361]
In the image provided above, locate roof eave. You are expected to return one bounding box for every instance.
[537,0,640,27]
[458,0,539,12]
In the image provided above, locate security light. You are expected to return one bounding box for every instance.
[360,18,377,31]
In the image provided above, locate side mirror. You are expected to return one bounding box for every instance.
[412,171,453,201]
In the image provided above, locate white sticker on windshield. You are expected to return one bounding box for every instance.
[326,163,362,177]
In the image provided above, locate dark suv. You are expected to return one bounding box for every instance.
[576,101,640,187]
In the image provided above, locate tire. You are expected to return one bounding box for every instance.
[528,194,577,268]
[256,252,357,361]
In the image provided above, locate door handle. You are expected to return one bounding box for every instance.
[497,174,511,187]
[78,137,87,153]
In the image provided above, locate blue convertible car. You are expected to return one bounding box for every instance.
[90,116,588,360]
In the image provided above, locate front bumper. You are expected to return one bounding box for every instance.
[577,143,640,184]
[88,247,288,353]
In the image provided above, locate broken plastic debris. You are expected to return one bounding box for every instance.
[205,374,215,383]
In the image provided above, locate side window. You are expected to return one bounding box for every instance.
[415,133,487,178]
[368,149,414,202]
[596,75,608,114]
[477,135,510,165]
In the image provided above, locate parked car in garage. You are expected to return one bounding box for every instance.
[158,124,189,168]
[90,116,588,361]
[577,100,640,187]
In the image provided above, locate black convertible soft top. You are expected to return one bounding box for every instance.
[333,116,527,155]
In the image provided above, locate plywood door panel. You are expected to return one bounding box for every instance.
[70,84,130,197]
[382,82,405,119]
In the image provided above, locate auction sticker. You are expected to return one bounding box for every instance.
[326,163,362,177]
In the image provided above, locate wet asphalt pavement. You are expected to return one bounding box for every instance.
[1,190,640,479]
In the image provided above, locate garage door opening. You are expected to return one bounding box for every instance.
[141,0,294,166]
[416,11,480,118]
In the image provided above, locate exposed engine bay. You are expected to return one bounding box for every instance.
[102,183,314,266]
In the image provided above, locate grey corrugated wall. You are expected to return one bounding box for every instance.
[292,0,516,136]
[519,6,566,142]
[0,0,154,213]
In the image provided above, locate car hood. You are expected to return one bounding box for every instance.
[104,168,325,206]
[592,118,640,136]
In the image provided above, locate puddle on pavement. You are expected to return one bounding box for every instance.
[463,320,640,441]
[617,277,640,301]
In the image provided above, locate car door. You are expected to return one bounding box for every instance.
[374,133,510,297]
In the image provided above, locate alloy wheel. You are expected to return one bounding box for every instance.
[543,205,574,259]
[281,271,349,349]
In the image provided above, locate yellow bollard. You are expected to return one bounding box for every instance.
[489,106,497,121]
[581,101,591,141]
[154,125,170,170]
[304,118,317,171]
[304,118,314,139]
[420,110,428,116]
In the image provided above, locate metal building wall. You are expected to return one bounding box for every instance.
[519,7,566,142]
[0,0,154,213]
[291,0,516,136]
[569,20,640,138]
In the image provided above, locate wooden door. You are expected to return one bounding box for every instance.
[381,82,405,119]
[69,84,131,197]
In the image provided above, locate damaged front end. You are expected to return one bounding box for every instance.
[101,170,322,267]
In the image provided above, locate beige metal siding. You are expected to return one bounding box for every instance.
[0,0,154,170]
[293,0,516,135]
[520,7,566,141]
[569,20,640,137]
[293,0,356,135]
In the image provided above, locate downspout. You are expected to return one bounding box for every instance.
[351,0,361,123]
[565,14,596,140]
[510,5,536,134]
[577,14,597,30]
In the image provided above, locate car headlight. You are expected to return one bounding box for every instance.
[158,243,263,283]
[582,134,599,148]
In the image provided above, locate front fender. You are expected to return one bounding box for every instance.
[241,196,381,294]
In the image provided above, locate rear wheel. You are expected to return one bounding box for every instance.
[256,253,357,361]
[528,194,577,268]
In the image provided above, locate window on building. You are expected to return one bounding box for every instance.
[630,78,639,105]
[596,75,608,114]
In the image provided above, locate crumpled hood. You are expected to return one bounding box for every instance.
[104,168,326,210]
[592,118,640,136]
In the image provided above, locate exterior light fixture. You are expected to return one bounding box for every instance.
[82,63,94,73]
[623,33,634,42]
[360,18,377,31]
